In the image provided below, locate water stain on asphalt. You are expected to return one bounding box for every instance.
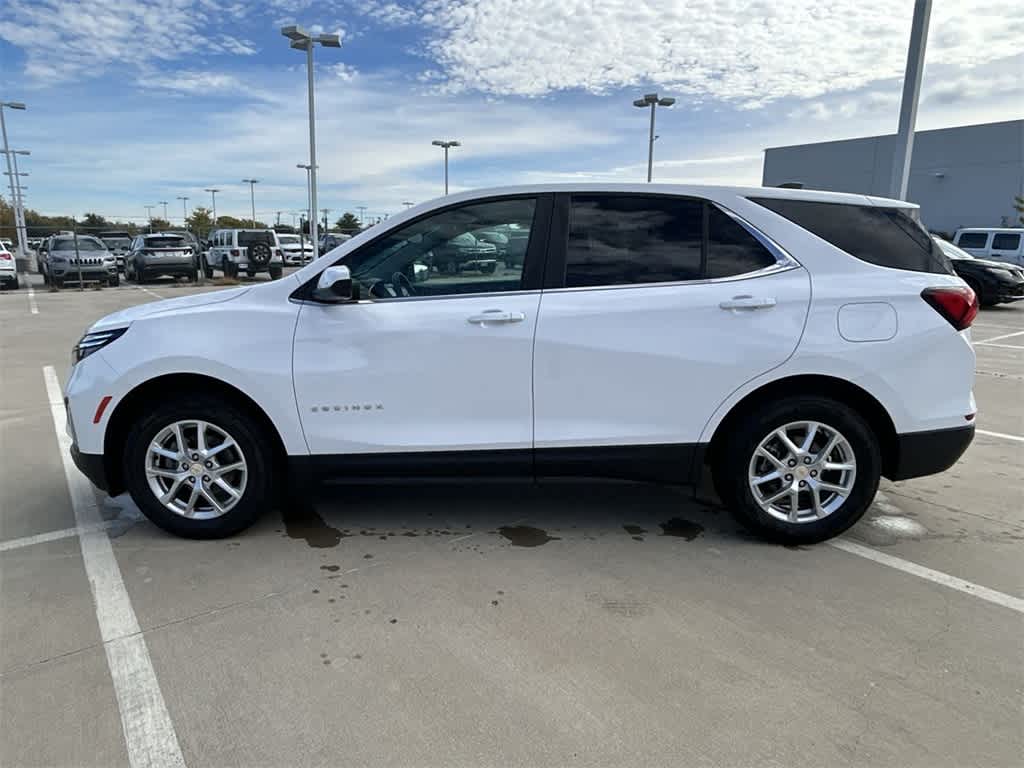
[281,504,345,548]
[320,565,340,572]
[498,525,560,547]
[659,517,704,541]
[623,524,647,541]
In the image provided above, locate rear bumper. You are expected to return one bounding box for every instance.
[70,443,110,492]
[0,271,17,286]
[887,425,974,481]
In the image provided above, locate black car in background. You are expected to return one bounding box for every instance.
[933,236,1024,307]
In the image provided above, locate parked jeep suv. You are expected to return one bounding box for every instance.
[43,234,118,287]
[65,184,976,543]
[204,229,284,279]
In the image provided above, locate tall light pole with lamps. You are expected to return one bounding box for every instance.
[242,179,259,226]
[632,93,675,182]
[431,140,460,194]
[1,101,27,259]
[204,188,220,230]
[281,25,341,254]
[297,163,314,233]
[144,205,155,233]
[159,200,169,221]
[177,196,190,230]
[5,149,29,255]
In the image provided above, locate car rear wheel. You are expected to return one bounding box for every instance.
[123,395,273,538]
[963,277,988,307]
[202,257,214,279]
[108,275,119,287]
[714,396,880,544]
[269,265,283,280]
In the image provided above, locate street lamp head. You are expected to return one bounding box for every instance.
[2,102,26,110]
[450,141,461,147]
[315,34,342,47]
[632,98,648,108]
[431,140,445,147]
[658,97,676,107]
[242,179,260,184]
[12,149,30,156]
[204,188,220,193]
[281,25,309,41]
[643,93,658,103]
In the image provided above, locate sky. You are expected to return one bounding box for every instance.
[0,0,1021,225]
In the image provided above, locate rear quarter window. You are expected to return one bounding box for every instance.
[992,233,1021,251]
[750,197,952,275]
[955,232,989,249]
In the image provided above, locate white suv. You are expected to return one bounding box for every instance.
[203,228,284,279]
[65,185,977,543]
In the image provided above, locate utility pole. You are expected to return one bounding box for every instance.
[144,205,155,233]
[159,200,168,221]
[177,196,189,230]
[242,179,259,226]
[889,0,932,200]
[402,201,414,209]
[320,208,330,232]
[357,206,367,226]
[431,140,460,194]
[0,101,27,260]
[275,211,282,227]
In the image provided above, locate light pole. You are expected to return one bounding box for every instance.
[4,149,29,256]
[177,196,189,230]
[1,101,27,259]
[357,206,367,226]
[159,200,168,221]
[144,205,155,233]
[632,93,675,182]
[890,0,932,200]
[431,140,460,194]
[242,179,259,226]
[282,25,341,256]
[320,208,330,232]
[402,201,414,209]
[296,163,314,236]
[204,188,220,229]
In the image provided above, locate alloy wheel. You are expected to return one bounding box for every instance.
[145,420,248,519]
[747,421,857,524]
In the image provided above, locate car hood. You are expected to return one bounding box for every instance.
[90,286,251,331]
[955,258,1022,272]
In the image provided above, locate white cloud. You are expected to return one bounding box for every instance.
[416,0,1023,106]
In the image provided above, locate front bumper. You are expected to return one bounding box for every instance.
[887,425,975,481]
[70,442,110,492]
[991,280,1024,303]
[52,264,117,281]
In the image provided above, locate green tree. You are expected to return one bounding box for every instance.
[148,217,171,232]
[335,212,361,233]
[187,206,214,235]
[80,212,110,232]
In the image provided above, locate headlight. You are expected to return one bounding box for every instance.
[73,327,128,364]
[50,254,68,263]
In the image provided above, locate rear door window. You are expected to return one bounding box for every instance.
[956,232,989,249]
[566,195,702,287]
[750,197,952,274]
[992,233,1021,251]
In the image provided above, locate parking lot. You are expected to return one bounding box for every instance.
[1,272,1021,767]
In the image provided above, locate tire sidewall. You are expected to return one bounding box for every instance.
[719,397,881,544]
[123,397,273,538]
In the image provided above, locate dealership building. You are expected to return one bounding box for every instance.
[762,119,1023,235]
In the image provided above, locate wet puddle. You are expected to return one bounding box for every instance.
[659,517,704,541]
[498,525,560,547]
[281,503,346,548]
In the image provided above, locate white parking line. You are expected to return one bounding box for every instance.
[43,365,185,768]
[830,539,1024,614]
[0,521,117,553]
[976,428,1024,443]
[26,283,39,314]
[138,286,164,300]
[975,342,1024,350]
[975,329,1024,344]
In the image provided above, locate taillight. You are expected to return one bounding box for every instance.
[275,249,282,257]
[921,286,978,331]
[0,252,11,260]
[230,249,240,257]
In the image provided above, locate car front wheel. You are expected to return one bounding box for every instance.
[123,396,274,538]
[714,396,880,544]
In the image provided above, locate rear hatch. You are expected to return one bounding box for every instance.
[142,235,193,261]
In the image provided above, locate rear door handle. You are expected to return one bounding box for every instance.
[467,309,526,325]
[719,295,777,311]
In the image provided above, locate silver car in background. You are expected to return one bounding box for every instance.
[125,232,198,283]
[277,233,316,265]
[43,234,119,287]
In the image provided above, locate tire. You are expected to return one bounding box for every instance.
[202,256,214,279]
[123,394,274,539]
[269,265,283,280]
[222,258,236,278]
[963,278,989,308]
[189,268,199,283]
[713,396,881,544]
[51,276,64,289]
[108,275,119,287]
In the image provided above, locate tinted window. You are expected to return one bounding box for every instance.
[751,198,952,275]
[238,231,274,248]
[707,207,776,278]
[52,237,104,251]
[144,236,186,248]
[956,232,989,249]
[345,198,536,300]
[566,195,702,287]
[992,233,1021,251]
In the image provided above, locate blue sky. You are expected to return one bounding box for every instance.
[0,0,1021,225]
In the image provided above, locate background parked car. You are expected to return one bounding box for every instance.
[318,232,351,255]
[126,232,198,283]
[204,229,284,279]
[430,231,499,274]
[0,243,17,289]
[163,230,203,271]
[42,234,118,287]
[97,230,133,272]
[953,228,1024,266]
[277,233,316,265]
[933,235,1024,307]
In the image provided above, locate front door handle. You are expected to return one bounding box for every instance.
[467,309,526,325]
[719,295,777,311]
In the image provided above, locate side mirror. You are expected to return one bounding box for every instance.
[312,265,353,303]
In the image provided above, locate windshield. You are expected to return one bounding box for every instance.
[278,235,301,245]
[238,231,275,248]
[933,235,974,260]
[52,237,105,251]
[101,237,132,249]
